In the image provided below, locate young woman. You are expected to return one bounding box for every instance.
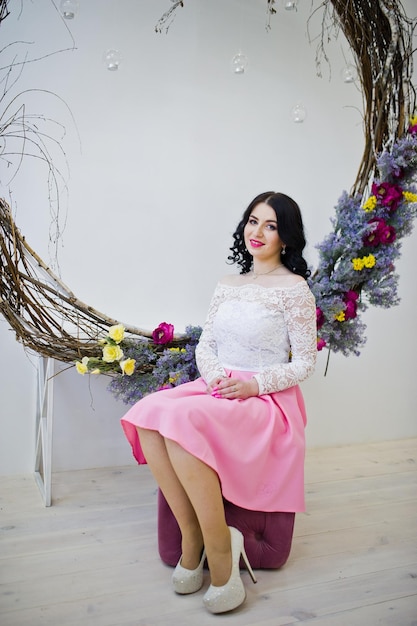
[121,191,317,614]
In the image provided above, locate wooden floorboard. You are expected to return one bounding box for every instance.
[0,439,416,626]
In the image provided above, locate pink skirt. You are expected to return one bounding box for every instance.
[121,370,307,512]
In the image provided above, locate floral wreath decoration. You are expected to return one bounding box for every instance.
[0,1,416,405]
[75,118,417,403]
[75,321,203,406]
[311,118,417,364]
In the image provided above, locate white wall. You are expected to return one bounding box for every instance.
[0,0,416,474]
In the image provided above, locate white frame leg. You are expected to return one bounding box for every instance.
[34,356,54,506]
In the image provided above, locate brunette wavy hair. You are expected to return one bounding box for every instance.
[227,191,311,279]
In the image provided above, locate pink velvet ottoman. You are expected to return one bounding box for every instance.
[157,490,295,569]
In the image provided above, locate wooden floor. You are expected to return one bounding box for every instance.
[1,439,416,626]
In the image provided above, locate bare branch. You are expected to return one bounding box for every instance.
[155,1,184,34]
[317,0,416,194]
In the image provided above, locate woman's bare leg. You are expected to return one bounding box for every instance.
[137,427,203,569]
[164,438,232,587]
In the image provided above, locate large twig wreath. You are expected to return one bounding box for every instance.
[0,1,416,403]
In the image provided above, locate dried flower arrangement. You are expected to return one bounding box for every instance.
[0,1,416,404]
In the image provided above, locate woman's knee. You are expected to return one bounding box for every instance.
[137,427,166,454]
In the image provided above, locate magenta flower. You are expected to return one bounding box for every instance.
[363,217,396,247]
[345,290,359,303]
[371,182,403,212]
[408,123,417,135]
[363,217,386,246]
[152,322,174,345]
[379,224,396,244]
[343,290,359,320]
[316,307,325,330]
[344,300,357,320]
[317,337,327,351]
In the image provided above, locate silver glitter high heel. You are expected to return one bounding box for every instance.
[172,549,206,594]
[203,526,257,614]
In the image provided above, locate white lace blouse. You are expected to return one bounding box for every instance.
[195,280,317,395]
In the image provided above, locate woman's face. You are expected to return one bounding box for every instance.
[243,202,282,263]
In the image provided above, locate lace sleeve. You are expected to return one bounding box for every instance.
[195,284,228,383]
[254,283,317,394]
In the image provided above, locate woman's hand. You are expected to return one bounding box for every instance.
[207,376,259,400]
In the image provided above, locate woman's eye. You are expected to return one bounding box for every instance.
[266,224,277,230]
[248,218,258,225]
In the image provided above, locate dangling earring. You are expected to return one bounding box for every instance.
[281,246,286,256]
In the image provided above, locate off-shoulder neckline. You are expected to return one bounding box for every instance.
[217,279,308,292]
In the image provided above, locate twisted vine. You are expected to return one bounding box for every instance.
[0,1,416,380]
[322,0,416,194]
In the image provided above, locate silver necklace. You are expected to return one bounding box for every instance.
[251,264,283,280]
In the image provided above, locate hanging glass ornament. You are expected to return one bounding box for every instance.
[60,0,79,19]
[291,102,307,123]
[284,1,298,10]
[103,49,122,71]
[231,52,248,74]
[341,64,358,83]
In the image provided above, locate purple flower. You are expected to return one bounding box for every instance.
[152,322,174,345]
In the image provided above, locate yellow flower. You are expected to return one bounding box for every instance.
[102,344,124,363]
[363,253,376,268]
[410,115,417,126]
[352,254,376,270]
[403,190,417,203]
[108,324,125,344]
[169,347,180,353]
[169,373,180,384]
[120,358,135,376]
[362,195,377,212]
[91,368,101,375]
[335,311,346,322]
[352,257,364,271]
[75,356,89,375]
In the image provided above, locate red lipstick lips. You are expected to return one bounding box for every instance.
[250,239,264,248]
